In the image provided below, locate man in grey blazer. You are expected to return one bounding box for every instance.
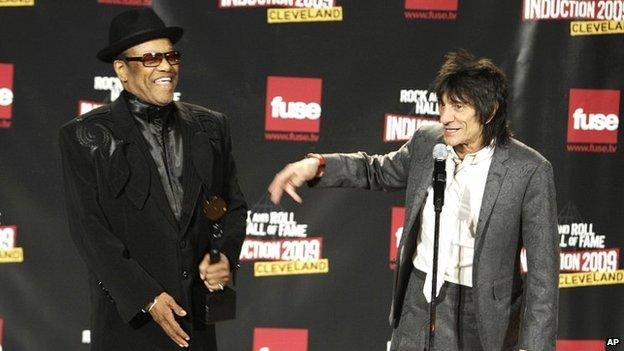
[268,51,559,350]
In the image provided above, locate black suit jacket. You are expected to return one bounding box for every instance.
[60,96,247,350]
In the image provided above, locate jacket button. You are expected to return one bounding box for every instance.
[182,270,189,279]
[212,223,223,239]
[179,240,187,249]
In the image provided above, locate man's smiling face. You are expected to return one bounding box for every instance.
[115,38,179,106]
[439,93,485,157]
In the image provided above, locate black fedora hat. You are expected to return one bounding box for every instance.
[97,8,183,63]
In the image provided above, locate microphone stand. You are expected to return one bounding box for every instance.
[426,158,446,351]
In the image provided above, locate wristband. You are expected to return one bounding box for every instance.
[306,153,326,178]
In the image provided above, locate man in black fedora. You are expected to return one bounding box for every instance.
[60,8,247,350]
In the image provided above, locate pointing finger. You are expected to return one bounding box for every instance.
[284,182,302,203]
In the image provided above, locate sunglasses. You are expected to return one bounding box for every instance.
[122,50,181,67]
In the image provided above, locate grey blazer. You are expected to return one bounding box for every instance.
[314,124,559,351]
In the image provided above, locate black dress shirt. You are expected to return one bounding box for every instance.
[123,91,184,223]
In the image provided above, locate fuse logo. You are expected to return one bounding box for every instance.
[270,96,321,120]
[389,207,405,270]
[253,328,308,351]
[0,63,14,128]
[572,108,619,131]
[567,89,620,153]
[0,318,3,350]
[265,76,322,142]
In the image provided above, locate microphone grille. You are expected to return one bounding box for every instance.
[432,143,448,160]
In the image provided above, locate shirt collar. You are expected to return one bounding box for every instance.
[447,140,495,166]
[122,90,174,124]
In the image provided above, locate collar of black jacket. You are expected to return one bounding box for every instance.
[122,90,175,123]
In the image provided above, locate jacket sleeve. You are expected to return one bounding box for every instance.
[215,115,247,273]
[59,125,163,323]
[312,136,414,191]
[519,160,559,351]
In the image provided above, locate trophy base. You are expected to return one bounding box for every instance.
[192,284,236,325]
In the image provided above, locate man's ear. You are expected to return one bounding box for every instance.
[113,60,128,83]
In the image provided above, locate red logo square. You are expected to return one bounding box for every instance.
[556,339,605,351]
[405,0,458,11]
[253,328,308,351]
[567,89,620,144]
[265,76,322,134]
[0,318,4,345]
[0,63,15,126]
[389,207,405,270]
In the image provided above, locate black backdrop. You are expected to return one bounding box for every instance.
[1,1,623,350]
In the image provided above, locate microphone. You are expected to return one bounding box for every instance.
[425,143,448,351]
[426,143,448,351]
[432,144,448,212]
[209,248,221,264]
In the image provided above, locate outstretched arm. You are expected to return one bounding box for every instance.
[268,156,321,204]
[268,137,414,204]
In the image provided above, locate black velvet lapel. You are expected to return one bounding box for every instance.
[177,103,215,237]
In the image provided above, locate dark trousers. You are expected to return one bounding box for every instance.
[390,269,483,351]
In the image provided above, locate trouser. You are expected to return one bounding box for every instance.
[389,269,483,351]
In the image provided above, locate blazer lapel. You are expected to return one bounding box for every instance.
[177,104,215,236]
[110,97,179,231]
[403,157,433,245]
[474,144,510,247]
[402,134,444,244]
